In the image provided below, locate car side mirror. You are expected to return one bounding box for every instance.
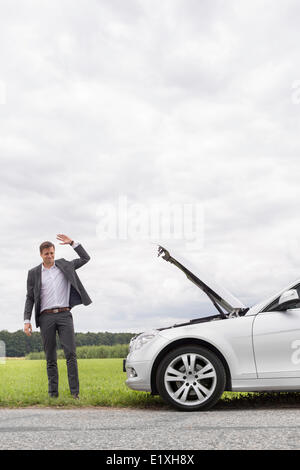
[277,289,300,311]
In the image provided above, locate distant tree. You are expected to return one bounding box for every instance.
[0,330,136,357]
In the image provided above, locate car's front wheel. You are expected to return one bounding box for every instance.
[156,345,226,411]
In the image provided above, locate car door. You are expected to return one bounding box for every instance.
[252,306,300,378]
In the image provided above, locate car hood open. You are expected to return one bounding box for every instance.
[158,245,246,317]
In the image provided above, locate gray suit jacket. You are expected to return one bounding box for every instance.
[24,244,92,327]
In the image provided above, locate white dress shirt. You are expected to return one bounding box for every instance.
[40,263,71,313]
[24,242,79,324]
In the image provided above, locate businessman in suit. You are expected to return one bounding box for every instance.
[24,234,92,399]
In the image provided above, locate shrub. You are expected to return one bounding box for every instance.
[25,344,129,360]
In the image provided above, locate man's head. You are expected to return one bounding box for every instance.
[40,241,55,267]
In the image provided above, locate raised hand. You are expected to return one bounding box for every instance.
[56,234,73,245]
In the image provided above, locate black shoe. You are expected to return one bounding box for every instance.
[49,392,59,398]
[72,393,79,399]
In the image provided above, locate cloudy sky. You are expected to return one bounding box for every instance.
[1,0,300,333]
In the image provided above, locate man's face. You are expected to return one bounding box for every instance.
[40,247,55,267]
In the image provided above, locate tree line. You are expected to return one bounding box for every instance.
[0,330,137,357]
[26,344,130,360]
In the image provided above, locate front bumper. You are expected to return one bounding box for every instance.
[123,331,171,393]
[124,359,152,392]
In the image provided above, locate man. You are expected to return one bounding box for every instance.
[24,234,92,399]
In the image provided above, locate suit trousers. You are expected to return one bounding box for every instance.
[39,310,79,395]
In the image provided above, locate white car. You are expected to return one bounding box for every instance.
[124,246,300,411]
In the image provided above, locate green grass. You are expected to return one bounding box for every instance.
[0,358,164,408]
[1,358,300,409]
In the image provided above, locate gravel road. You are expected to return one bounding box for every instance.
[0,405,300,450]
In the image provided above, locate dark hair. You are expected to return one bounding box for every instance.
[39,241,55,254]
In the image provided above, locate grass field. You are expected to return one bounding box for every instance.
[0,358,164,408]
[1,358,300,409]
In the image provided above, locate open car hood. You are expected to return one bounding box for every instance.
[158,245,246,318]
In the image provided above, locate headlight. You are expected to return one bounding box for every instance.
[130,330,159,351]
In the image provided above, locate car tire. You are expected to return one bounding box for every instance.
[156,345,226,411]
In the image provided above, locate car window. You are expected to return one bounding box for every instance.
[262,284,300,312]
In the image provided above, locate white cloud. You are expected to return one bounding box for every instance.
[1,0,300,332]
